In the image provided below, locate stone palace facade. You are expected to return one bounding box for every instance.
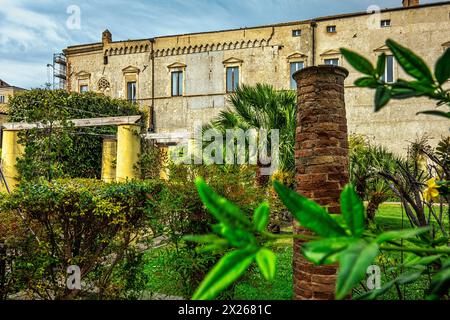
[63,0,450,155]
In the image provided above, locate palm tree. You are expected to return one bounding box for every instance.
[205,84,297,185]
[349,136,398,221]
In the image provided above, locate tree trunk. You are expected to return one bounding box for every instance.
[367,195,385,221]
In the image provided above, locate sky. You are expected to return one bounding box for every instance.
[0,0,444,89]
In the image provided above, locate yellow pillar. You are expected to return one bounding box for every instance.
[1,130,24,191]
[159,145,169,180]
[101,138,117,183]
[116,125,141,182]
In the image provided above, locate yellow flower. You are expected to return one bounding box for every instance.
[427,178,439,189]
[423,178,440,202]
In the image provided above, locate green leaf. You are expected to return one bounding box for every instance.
[391,86,424,99]
[405,254,442,267]
[376,53,386,78]
[196,241,230,253]
[427,259,450,300]
[374,86,391,111]
[340,48,375,76]
[435,47,450,84]
[355,271,423,300]
[192,248,256,300]
[256,248,277,281]
[395,79,435,94]
[340,184,365,237]
[376,227,430,244]
[386,39,434,83]
[417,110,450,119]
[274,181,347,238]
[354,280,395,300]
[195,178,252,228]
[253,202,270,232]
[397,272,424,285]
[302,237,357,265]
[354,77,378,88]
[183,234,223,244]
[212,224,255,248]
[336,241,379,300]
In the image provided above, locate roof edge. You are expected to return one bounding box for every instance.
[63,1,450,54]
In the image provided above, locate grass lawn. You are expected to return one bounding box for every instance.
[143,203,447,300]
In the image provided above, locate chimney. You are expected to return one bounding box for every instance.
[402,0,420,7]
[102,29,112,45]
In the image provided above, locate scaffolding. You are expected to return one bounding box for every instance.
[49,53,67,90]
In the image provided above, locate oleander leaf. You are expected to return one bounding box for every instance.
[336,241,379,300]
[386,39,434,83]
[192,248,256,300]
[340,48,375,76]
[256,248,277,281]
[274,181,347,238]
[340,184,365,237]
[253,202,270,232]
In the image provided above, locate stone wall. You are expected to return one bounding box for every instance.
[64,2,450,155]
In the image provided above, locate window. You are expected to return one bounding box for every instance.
[381,19,391,28]
[324,58,339,66]
[80,85,89,93]
[226,67,239,93]
[292,29,301,37]
[0,95,4,103]
[290,62,304,89]
[326,25,336,33]
[171,71,183,96]
[382,55,395,83]
[127,81,137,102]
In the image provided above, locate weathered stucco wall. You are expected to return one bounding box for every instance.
[314,4,450,154]
[64,2,450,155]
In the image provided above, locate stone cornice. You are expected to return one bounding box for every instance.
[122,66,140,74]
[320,49,341,56]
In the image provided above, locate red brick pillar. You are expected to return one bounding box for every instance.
[292,65,350,300]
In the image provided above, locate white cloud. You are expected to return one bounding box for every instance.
[0,58,50,89]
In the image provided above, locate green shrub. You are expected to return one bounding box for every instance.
[151,164,268,298]
[0,178,164,300]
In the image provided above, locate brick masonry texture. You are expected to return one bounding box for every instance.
[292,65,349,300]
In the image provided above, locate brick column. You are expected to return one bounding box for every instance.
[292,65,350,300]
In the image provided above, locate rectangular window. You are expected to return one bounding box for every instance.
[226,67,239,93]
[382,55,395,83]
[171,71,183,96]
[324,58,339,66]
[80,85,89,93]
[381,19,391,27]
[381,19,391,28]
[326,25,336,33]
[292,29,301,37]
[290,62,304,89]
[127,81,137,102]
[0,95,4,103]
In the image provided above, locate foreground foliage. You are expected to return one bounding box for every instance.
[0,179,164,299]
[340,39,450,119]
[7,89,143,181]
[187,179,450,300]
